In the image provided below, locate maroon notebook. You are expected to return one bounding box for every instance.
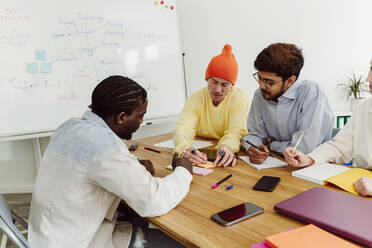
[274,187,372,247]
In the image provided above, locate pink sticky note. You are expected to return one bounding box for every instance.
[192,166,213,176]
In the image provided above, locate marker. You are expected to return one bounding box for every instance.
[212,174,232,189]
[343,162,353,166]
[225,184,233,190]
[144,146,161,153]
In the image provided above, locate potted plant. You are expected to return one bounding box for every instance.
[337,70,369,111]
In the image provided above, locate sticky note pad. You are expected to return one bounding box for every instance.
[192,166,213,176]
[40,63,53,73]
[26,63,38,73]
[265,224,359,248]
[35,50,46,61]
[195,161,215,169]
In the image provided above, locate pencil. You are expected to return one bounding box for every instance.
[182,134,200,153]
[292,132,304,153]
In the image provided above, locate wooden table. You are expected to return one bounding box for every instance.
[127,133,363,248]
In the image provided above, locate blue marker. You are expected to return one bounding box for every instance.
[343,162,353,166]
[225,184,233,190]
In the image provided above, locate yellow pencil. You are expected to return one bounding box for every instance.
[292,132,304,153]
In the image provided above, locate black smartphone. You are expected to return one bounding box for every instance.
[253,176,280,192]
[211,202,264,226]
[199,148,216,161]
[128,143,138,151]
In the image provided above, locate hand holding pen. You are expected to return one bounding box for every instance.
[182,135,207,164]
[246,140,270,164]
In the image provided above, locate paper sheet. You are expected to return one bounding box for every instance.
[154,139,213,149]
[325,167,372,195]
[240,156,287,170]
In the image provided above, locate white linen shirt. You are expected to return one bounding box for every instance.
[308,97,372,169]
[28,110,192,248]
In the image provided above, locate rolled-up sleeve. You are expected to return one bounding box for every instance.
[88,147,193,217]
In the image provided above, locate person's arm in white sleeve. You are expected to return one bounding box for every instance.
[88,147,192,217]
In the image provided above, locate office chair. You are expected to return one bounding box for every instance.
[0,194,29,248]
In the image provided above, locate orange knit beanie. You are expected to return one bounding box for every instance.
[205,44,238,85]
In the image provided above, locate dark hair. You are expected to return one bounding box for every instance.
[254,43,304,81]
[89,76,147,119]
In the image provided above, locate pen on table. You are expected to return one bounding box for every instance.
[212,174,232,189]
[292,132,304,153]
[143,146,161,153]
[225,184,234,190]
[182,134,201,154]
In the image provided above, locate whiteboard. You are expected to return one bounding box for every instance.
[0,0,185,137]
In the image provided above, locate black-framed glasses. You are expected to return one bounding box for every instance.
[252,72,282,89]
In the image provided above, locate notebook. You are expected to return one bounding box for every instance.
[325,167,372,195]
[240,156,287,170]
[274,187,372,247]
[292,163,350,185]
[265,224,359,248]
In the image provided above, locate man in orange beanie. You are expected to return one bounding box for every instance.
[173,44,250,167]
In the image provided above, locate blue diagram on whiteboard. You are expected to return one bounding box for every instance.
[26,50,52,74]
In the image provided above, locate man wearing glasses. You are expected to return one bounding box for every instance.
[242,43,334,164]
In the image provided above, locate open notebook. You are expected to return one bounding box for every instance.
[240,156,287,170]
[292,163,350,185]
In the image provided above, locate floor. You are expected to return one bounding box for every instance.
[1,193,31,248]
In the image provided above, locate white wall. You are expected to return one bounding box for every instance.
[176,0,372,113]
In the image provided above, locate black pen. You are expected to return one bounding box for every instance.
[144,146,161,153]
[212,174,232,189]
[245,140,269,154]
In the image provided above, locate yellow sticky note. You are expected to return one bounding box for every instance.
[195,161,215,169]
[326,168,372,195]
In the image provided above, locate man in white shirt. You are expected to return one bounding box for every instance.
[284,59,372,197]
[29,76,192,248]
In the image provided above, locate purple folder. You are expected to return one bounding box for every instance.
[274,187,372,247]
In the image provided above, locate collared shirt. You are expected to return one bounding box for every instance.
[29,110,192,248]
[242,80,334,154]
[173,87,250,153]
[309,97,372,169]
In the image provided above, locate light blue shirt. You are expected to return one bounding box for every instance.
[242,80,334,154]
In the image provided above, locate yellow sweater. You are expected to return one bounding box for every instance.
[173,87,250,153]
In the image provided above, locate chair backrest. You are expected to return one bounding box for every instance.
[0,195,29,248]
[331,128,341,138]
